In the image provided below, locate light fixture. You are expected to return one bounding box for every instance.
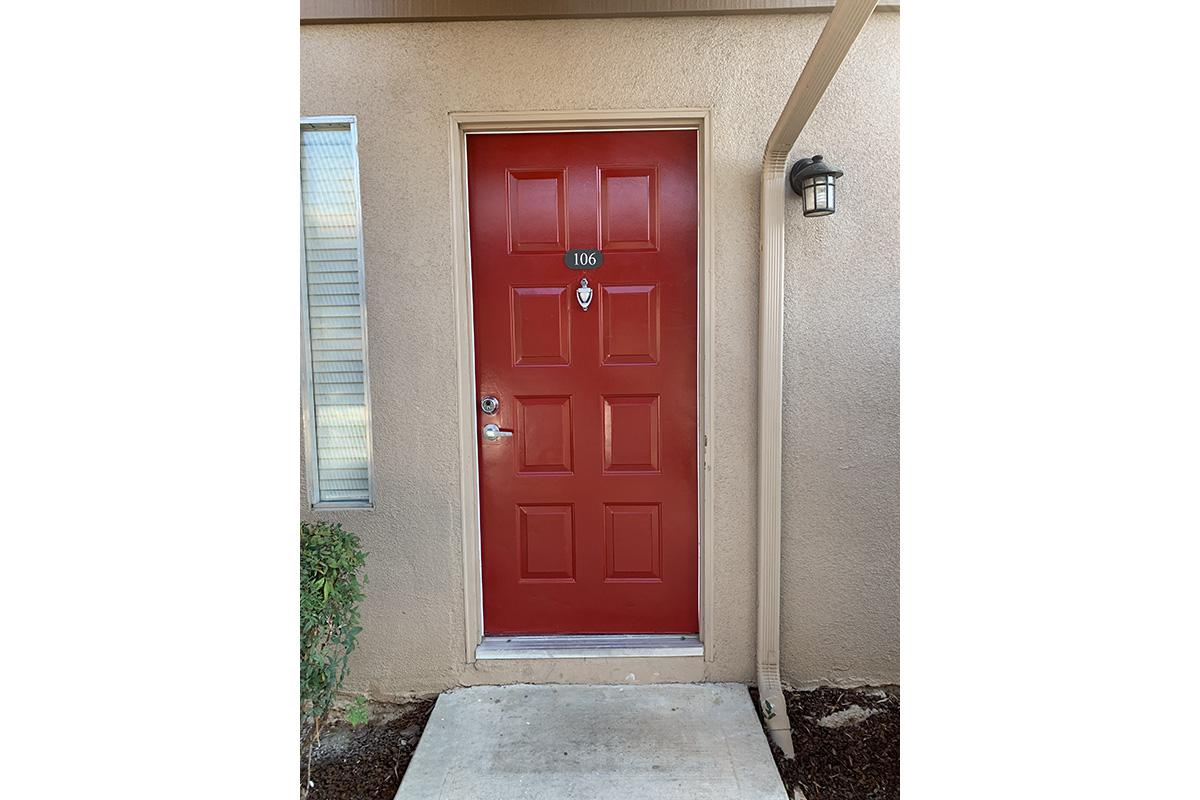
[788,155,843,217]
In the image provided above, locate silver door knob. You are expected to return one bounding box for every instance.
[482,423,513,442]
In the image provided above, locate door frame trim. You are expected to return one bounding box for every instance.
[448,109,715,664]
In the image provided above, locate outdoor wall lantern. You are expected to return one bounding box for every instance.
[789,155,843,217]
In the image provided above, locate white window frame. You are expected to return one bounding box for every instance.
[300,115,376,510]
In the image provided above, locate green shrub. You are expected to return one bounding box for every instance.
[300,521,368,794]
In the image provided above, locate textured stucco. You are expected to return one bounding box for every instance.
[780,15,900,686]
[300,10,899,697]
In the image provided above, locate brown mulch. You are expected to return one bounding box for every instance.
[302,698,436,800]
[751,685,899,800]
[300,687,895,799]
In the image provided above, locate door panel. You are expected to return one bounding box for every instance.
[602,394,660,473]
[510,286,571,366]
[507,169,568,253]
[601,284,660,365]
[514,396,573,474]
[599,166,659,251]
[468,129,698,635]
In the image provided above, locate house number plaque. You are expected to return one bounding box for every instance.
[564,249,604,270]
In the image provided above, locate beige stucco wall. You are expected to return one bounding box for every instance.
[300,10,899,698]
[780,16,900,687]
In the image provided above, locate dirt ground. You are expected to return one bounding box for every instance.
[301,686,898,799]
[752,685,900,800]
[302,698,435,800]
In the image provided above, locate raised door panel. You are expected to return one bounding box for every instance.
[515,395,573,474]
[507,169,567,253]
[604,503,663,582]
[601,283,660,365]
[599,166,658,252]
[517,504,575,582]
[510,286,570,366]
[602,394,661,473]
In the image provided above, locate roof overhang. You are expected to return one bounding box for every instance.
[301,0,897,25]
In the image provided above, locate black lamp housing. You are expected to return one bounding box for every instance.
[789,155,843,217]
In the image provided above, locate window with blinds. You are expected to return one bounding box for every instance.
[301,118,373,507]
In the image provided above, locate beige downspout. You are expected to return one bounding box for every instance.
[756,0,878,757]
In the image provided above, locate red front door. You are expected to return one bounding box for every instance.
[468,129,698,635]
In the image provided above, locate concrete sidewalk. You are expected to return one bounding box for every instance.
[395,683,788,799]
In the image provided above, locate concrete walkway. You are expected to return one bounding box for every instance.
[395,683,788,799]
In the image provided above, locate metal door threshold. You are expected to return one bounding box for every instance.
[476,634,702,660]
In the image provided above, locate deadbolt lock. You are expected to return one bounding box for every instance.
[480,395,499,415]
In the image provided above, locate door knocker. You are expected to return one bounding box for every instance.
[575,276,593,311]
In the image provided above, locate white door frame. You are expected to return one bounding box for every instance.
[448,109,715,664]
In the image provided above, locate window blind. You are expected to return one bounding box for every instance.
[301,121,372,505]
